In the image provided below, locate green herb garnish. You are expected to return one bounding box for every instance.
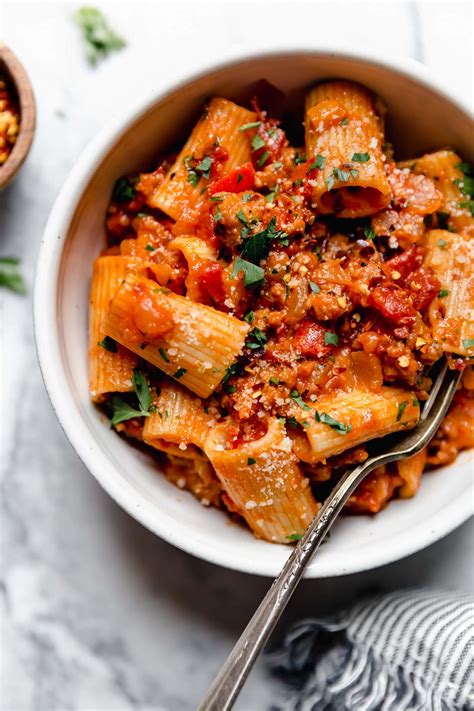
[290,390,311,411]
[307,154,326,172]
[173,367,187,379]
[245,328,267,350]
[158,348,169,363]
[0,257,26,294]
[247,457,256,465]
[396,401,408,422]
[239,121,262,131]
[351,152,370,162]
[309,281,320,294]
[112,176,136,202]
[232,257,265,288]
[74,6,126,65]
[324,332,339,346]
[462,338,474,349]
[98,336,117,352]
[314,411,351,434]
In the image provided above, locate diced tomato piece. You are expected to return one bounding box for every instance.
[294,320,332,358]
[382,247,422,280]
[408,268,441,311]
[368,283,417,324]
[198,260,226,306]
[208,162,255,195]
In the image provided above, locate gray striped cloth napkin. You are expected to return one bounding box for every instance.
[268,589,474,711]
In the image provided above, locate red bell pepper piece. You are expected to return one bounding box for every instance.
[208,161,255,195]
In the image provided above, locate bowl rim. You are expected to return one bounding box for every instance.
[0,43,36,189]
[34,46,474,578]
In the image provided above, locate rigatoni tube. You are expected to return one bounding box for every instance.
[101,272,250,398]
[204,418,319,543]
[305,81,391,218]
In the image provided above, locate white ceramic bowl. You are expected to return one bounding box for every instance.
[35,49,474,578]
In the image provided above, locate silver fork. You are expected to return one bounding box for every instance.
[198,361,461,711]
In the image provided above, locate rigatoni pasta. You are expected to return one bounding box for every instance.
[305,81,391,217]
[90,78,474,543]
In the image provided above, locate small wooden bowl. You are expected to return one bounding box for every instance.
[0,44,36,190]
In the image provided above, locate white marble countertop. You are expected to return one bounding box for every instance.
[2,2,473,709]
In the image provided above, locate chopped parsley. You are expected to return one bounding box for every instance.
[240,216,288,265]
[173,367,187,379]
[132,368,153,412]
[112,176,137,202]
[285,416,300,430]
[214,206,223,222]
[210,195,224,203]
[145,244,155,252]
[257,151,270,168]
[340,117,349,126]
[438,289,449,298]
[325,174,335,190]
[196,156,212,179]
[109,368,155,427]
[462,338,474,349]
[222,362,241,384]
[396,401,408,422]
[454,162,474,196]
[98,336,117,352]
[243,310,255,324]
[460,199,474,216]
[309,281,320,294]
[232,257,264,288]
[437,238,448,249]
[307,154,326,172]
[324,331,339,346]
[314,411,351,434]
[109,397,148,427]
[286,533,303,541]
[74,6,126,65]
[269,376,280,385]
[226,385,237,394]
[242,192,252,203]
[351,152,370,163]
[247,457,256,465]
[0,257,26,294]
[294,153,307,165]
[158,348,170,363]
[290,390,311,411]
[251,134,266,152]
[239,121,262,131]
[245,328,267,350]
[363,225,376,240]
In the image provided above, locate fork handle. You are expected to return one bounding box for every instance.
[198,456,379,711]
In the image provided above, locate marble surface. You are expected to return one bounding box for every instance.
[1,2,473,709]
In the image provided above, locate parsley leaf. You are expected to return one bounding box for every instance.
[251,134,266,152]
[396,401,408,422]
[74,7,126,65]
[173,367,187,379]
[340,117,349,126]
[196,156,212,179]
[294,153,306,165]
[98,336,117,352]
[257,150,270,168]
[239,121,262,131]
[309,281,320,294]
[290,390,311,411]
[307,154,326,172]
[351,152,370,162]
[462,338,474,349]
[286,533,303,541]
[269,376,280,385]
[158,348,170,363]
[243,311,254,323]
[437,239,448,249]
[324,331,339,346]
[314,411,351,434]
[232,257,264,288]
[112,176,137,202]
[0,257,26,294]
[109,397,149,427]
[222,362,241,383]
[325,174,335,190]
[132,368,153,412]
[363,225,376,240]
[247,457,256,465]
[438,289,449,298]
[245,328,267,350]
[460,199,474,216]
[455,162,474,196]
[240,216,288,265]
